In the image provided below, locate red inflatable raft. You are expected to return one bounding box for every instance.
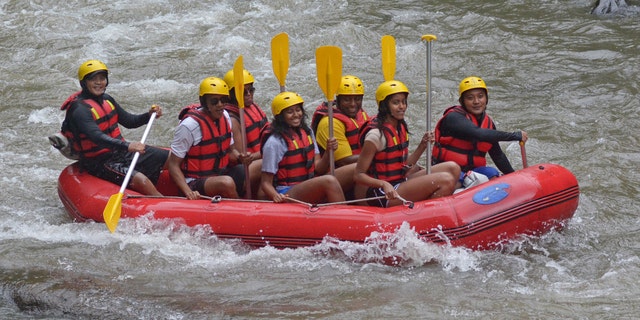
[58,162,579,250]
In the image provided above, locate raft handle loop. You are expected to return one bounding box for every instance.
[211,195,222,203]
[283,196,315,208]
[397,195,414,209]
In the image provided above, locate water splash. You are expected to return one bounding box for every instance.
[310,222,482,270]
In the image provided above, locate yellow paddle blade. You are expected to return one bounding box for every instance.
[103,192,124,233]
[315,46,343,101]
[233,55,245,108]
[271,32,289,89]
[381,35,396,81]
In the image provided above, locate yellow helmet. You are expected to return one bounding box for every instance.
[459,76,487,96]
[271,91,304,116]
[78,59,108,81]
[337,75,364,96]
[199,77,229,97]
[223,69,256,88]
[375,80,409,105]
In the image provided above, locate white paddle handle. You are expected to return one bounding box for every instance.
[117,111,157,194]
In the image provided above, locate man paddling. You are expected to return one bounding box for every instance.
[57,59,168,196]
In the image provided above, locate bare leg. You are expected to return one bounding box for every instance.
[248,160,263,199]
[334,163,356,200]
[391,172,456,206]
[352,184,369,206]
[130,172,163,196]
[287,175,345,204]
[204,175,239,198]
[431,161,461,178]
[408,161,462,189]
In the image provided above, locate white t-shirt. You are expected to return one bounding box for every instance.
[363,128,386,152]
[170,109,234,158]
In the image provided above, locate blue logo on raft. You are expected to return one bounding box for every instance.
[472,183,511,205]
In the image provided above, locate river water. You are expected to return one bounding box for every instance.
[1,0,639,318]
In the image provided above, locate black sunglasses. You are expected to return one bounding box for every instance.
[209,97,230,105]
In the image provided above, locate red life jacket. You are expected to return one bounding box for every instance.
[178,104,232,178]
[224,102,268,153]
[261,125,315,186]
[432,105,495,171]
[359,117,409,185]
[311,102,369,155]
[61,91,123,158]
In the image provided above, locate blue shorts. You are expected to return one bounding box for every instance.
[276,185,293,194]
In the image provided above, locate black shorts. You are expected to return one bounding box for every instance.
[365,182,401,208]
[186,164,246,197]
[80,146,169,187]
[366,187,387,208]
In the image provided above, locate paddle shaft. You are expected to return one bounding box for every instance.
[422,35,436,174]
[315,46,342,176]
[328,101,335,175]
[239,107,252,198]
[233,56,252,199]
[118,112,156,194]
[520,141,528,168]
